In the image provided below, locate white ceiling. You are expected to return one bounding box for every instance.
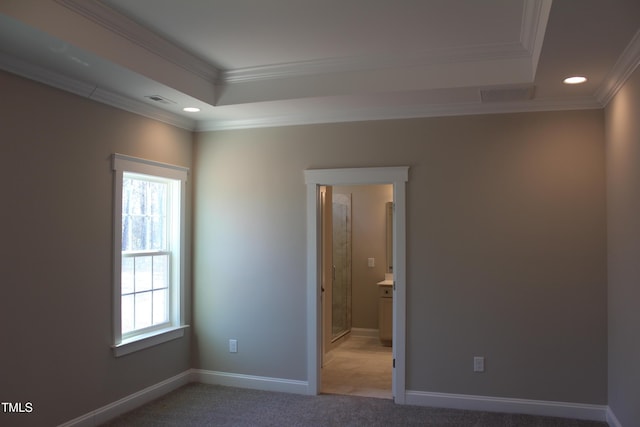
[1,0,639,131]
[105,0,527,70]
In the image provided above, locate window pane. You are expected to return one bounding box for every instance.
[130,216,146,251]
[151,214,166,250]
[153,255,169,290]
[153,289,168,324]
[122,177,168,251]
[117,164,183,339]
[135,256,152,292]
[121,256,134,295]
[135,292,152,330]
[122,294,134,334]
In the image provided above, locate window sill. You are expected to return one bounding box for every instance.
[112,325,189,357]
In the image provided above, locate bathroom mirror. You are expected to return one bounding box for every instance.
[385,201,393,274]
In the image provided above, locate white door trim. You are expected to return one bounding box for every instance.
[304,166,409,403]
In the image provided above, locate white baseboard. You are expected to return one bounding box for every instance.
[58,370,191,427]
[350,328,379,337]
[59,370,617,427]
[191,369,309,395]
[59,369,307,426]
[606,406,623,427]
[405,390,607,422]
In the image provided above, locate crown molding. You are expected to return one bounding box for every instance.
[0,50,96,97]
[54,0,219,83]
[595,27,640,106]
[520,0,551,55]
[51,0,548,87]
[0,51,195,130]
[223,42,529,84]
[223,0,550,84]
[2,45,601,135]
[520,0,552,74]
[196,96,602,132]
[51,0,550,91]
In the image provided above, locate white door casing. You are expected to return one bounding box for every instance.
[305,166,409,403]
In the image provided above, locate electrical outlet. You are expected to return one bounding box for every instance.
[229,339,238,353]
[473,356,485,373]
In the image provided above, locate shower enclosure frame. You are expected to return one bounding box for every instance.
[331,192,352,342]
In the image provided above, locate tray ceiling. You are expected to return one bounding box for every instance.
[1,0,639,130]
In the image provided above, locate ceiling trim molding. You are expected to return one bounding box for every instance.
[595,27,640,106]
[55,0,219,83]
[51,0,552,89]
[520,0,551,55]
[90,88,196,130]
[520,0,552,74]
[0,51,195,130]
[196,97,602,132]
[222,0,552,84]
[0,50,96,97]
[222,42,529,84]
[1,46,601,134]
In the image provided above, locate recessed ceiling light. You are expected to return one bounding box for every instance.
[183,107,200,112]
[563,76,587,85]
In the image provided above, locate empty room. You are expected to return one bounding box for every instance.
[1,1,639,426]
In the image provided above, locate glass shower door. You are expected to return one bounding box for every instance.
[332,193,352,340]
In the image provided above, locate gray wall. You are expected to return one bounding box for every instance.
[0,64,614,424]
[0,70,192,427]
[193,109,607,404]
[334,185,392,330]
[606,65,640,426]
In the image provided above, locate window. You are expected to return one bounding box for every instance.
[112,154,188,356]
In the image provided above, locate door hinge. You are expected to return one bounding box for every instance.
[393,281,396,291]
[393,358,396,368]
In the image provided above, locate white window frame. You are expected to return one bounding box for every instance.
[111,154,189,357]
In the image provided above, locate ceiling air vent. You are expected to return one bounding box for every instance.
[480,85,535,103]
[145,95,177,105]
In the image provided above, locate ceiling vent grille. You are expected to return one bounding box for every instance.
[480,85,535,103]
[145,95,177,105]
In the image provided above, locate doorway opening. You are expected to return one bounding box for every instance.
[321,184,394,399]
[304,166,409,404]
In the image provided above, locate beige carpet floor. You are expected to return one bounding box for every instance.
[103,382,609,427]
[321,334,393,399]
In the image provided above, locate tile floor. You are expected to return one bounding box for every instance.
[321,334,393,399]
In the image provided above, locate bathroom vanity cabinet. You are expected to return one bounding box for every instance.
[378,282,393,346]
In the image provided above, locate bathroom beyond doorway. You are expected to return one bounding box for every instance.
[321,183,393,398]
[322,334,393,399]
